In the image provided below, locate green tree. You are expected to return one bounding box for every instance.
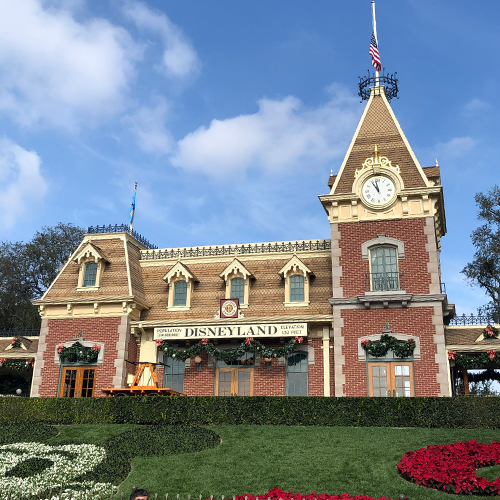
[0,223,84,330]
[462,185,500,323]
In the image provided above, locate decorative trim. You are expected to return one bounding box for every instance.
[141,239,331,261]
[54,340,105,365]
[358,333,421,361]
[361,234,405,260]
[73,242,108,265]
[162,261,197,284]
[278,255,313,278]
[219,258,254,281]
[354,146,401,179]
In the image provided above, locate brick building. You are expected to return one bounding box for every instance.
[24,84,491,398]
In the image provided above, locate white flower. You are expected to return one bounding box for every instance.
[0,442,115,499]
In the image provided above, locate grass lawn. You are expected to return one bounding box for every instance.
[48,425,500,499]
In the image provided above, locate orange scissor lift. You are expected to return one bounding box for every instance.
[102,361,186,397]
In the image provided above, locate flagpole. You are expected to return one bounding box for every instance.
[371,0,379,85]
[129,181,137,234]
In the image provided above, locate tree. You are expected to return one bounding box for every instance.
[0,223,84,330]
[462,185,500,323]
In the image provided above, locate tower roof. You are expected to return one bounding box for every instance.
[331,86,430,195]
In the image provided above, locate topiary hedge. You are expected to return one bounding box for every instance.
[1,396,500,428]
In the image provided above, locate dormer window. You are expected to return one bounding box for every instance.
[279,255,313,307]
[219,259,254,308]
[74,242,109,291]
[163,261,198,311]
[83,262,98,287]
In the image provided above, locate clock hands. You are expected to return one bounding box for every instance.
[371,179,380,193]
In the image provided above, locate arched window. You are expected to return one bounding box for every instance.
[83,262,98,287]
[290,275,305,302]
[173,280,188,306]
[369,246,399,291]
[164,356,185,393]
[286,351,308,396]
[230,277,245,304]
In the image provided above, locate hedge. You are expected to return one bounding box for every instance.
[1,396,500,428]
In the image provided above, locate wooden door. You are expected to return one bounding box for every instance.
[60,367,96,398]
[368,362,413,397]
[215,368,253,396]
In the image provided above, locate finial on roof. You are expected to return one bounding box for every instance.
[330,169,333,176]
[435,158,439,167]
[374,144,379,163]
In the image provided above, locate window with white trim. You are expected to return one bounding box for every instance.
[83,262,98,287]
[278,255,313,307]
[369,245,400,291]
[230,277,245,304]
[74,242,108,291]
[286,352,308,396]
[219,259,254,308]
[163,261,197,311]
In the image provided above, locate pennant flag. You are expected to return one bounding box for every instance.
[129,188,136,225]
[369,33,381,71]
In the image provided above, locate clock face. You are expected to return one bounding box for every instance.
[361,176,396,206]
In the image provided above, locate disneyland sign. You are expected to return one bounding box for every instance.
[153,322,307,340]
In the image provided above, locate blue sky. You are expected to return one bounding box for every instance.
[0,0,498,316]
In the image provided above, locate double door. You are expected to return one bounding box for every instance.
[368,362,413,397]
[59,366,96,398]
[215,368,253,396]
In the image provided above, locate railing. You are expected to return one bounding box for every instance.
[141,239,331,261]
[87,224,157,249]
[365,272,404,292]
[448,313,498,326]
[0,329,40,338]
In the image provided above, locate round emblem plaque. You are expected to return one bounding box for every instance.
[221,299,238,317]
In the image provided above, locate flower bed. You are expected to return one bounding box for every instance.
[202,488,404,500]
[397,440,500,495]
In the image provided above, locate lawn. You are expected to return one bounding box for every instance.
[42,424,500,499]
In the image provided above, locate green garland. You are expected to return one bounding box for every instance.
[0,358,35,371]
[456,368,500,383]
[156,336,304,362]
[482,325,500,340]
[10,338,22,349]
[361,334,416,358]
[57,341,100,364]
[449,350,500,369]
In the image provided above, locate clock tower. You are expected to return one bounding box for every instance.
[319,78,453,397]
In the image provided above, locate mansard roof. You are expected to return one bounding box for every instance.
[331,86,430,195]
[73,242,109,264]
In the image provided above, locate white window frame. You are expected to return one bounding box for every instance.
[219,258,254,308]
[278,255,313,307]
[74,243,108,292]
[163,261,197,311]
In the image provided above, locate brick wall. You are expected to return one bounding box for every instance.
[39,316,124,397]
[340,307,440,396]
[181,340,325,396]
[339,218,432,297]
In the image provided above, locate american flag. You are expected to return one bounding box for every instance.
[369,33,381,71]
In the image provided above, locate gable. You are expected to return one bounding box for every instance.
[332,89,429,195]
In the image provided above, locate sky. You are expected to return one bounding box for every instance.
[0,0,498,317]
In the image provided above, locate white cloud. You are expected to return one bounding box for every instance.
[170,85,360,176]
[124,97,173,155]
[432,136,477,159]
[0,138,47,228]
[0,0,141,128]
[462,98,490,117]
[123,1,200,79]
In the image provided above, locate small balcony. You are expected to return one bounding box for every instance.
[365,272,404,292]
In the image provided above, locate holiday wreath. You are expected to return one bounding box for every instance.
[483,325,500,340]
[398,440,500,495]
[361,334,415,358]
[57,342,100,363]
[156,336,304,362]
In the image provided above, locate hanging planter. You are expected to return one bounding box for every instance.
[156,336,304,362]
